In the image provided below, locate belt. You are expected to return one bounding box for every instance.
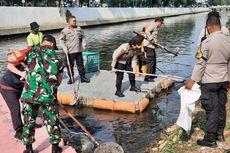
[0,84,19,92]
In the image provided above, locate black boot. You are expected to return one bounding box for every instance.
[23,145,34,153]
[67,78,75,84]
[216,134,225,142]
[197,133,217,148]
[81,76,90,83]
[217,130,225,142]
[14,128,23,140]
[115,90,125,97]
[52,144,62,153]
[130,86,141,92]
[144,77,154,82]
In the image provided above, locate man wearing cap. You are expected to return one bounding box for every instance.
[60,15,90,84]
[143,17,164,82]
[27,22,44,46]
[111,35,144,97]
[7,35,64,153]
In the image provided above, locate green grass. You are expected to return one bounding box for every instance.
[226,122,230,130]
[160,129,180,153]
[160,141,178,153]
[225,137,230,141]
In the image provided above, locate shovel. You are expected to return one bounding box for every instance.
[65,52,79,105]
[59,117,94,152]
[133,31,180,56]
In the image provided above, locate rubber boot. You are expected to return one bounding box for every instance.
[52,144,62,153]
[135,65,140,77]
[141,65,147,77]
[23,145,33,153]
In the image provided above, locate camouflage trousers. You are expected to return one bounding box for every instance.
[22,102,61,145]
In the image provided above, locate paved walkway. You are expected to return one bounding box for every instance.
[0,95,76,153]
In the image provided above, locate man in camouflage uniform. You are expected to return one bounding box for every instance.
[7,35,64,153]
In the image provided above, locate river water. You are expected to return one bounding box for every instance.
[0,11,229,153]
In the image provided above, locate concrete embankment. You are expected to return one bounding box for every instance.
[0,7,210,36]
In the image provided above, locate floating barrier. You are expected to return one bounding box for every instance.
[57,70,174,113]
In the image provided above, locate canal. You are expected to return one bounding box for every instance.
[0,11,229,153]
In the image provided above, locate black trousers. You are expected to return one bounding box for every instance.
[144,47,156,79]
[137,52,147,65]
[115,63,135,91]
[0,88,23,132]
[200,82,228,136]
[67,52,86,77]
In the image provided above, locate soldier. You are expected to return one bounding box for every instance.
[8,35,64,153]
[60,15,90,84]
[27,22,44,46]
[186,12,230,148]
[111,35,144,97]
[143,17,164,82]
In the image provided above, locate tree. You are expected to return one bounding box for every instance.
[0,0,7,6]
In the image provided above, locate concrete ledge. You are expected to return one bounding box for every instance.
[0,7,210,36]
[0,7,65,36]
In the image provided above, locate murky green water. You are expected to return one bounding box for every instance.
[0,11,229,153]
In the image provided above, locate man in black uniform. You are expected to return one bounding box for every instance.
[0,63,25,140]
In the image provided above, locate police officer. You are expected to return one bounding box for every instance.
[27,22,44,46]
[60,16,90,84]
[186,12,230,148]
[143,17,164,82]
[197,11,229,48]
[111,35,144,97]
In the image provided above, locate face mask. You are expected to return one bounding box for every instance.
[32,29,39,34]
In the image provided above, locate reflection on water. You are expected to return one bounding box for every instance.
[0,11,229,153]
